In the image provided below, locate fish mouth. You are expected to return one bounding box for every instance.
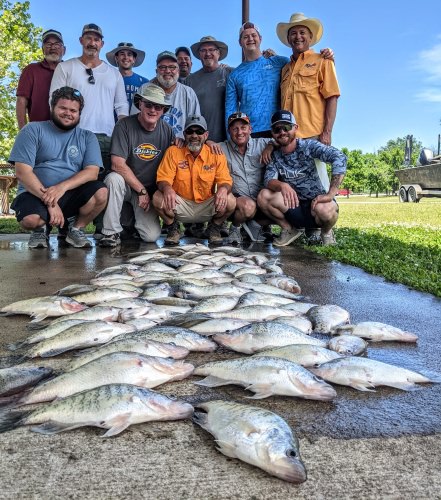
[171,402,194,419]
[272,458,307,483]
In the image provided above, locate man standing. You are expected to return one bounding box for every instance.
[16,29,65,129]
[8,87,107,249]
[277,13,340,194]
[176,47,192,82]
[186,36,232,143]
[153,115,235,246]
[149,51,200,138]
[257,110,346,246]
[106,42,148,114]
[220,112,274,244]
[99,84,174,247]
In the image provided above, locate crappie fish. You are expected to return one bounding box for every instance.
[125,318,159,331]
[208,305,296,322]
[0,384,193,436]
[24,321,136,358]
[193,400,306,483]
[47,306,121,326]
[68,288,140,306]
[236,292,294,309]
[232,282,301,300]
[0,366,53,397]
[281,302,317,315]
[188,319,251,335]
[68,338,189,370]
[307,305,350,334]
[194,356,337,400]
[95,264,141,277]
[310,357,441,391]
[18,352,195,405]
[333,322,418,343]
[103,298,152,309]
[254,344,341,367]
[142,283,173,300]
[0,296,87,322]
[236,274,265,284]
[151,297,198,307]
[56,284,96,296]
[272,316,313,334]
[328,335,367,356]
[191,296,239,313]
[213,322,326,354]
[264,276,301,295]
[175,284,246,299]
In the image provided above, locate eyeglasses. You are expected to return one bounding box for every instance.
[43,41,63,49]
[185,128,205,136]
[157,65,179,72]
[142,101,165,111]
[272,124,294,134]
[199,48,219,55]
[85,68,95,85]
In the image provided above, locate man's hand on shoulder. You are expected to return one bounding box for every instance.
[174,137,185,148]
[262,48,276,58]
[320,48,334,61]
[261,143,275,165]
[206,140,224,155]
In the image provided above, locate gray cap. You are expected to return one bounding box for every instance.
[184,115,208,132]
[82,23,103,38]
[156,51,178,65]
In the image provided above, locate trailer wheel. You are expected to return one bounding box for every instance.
[399,187,408,202]
[408,186,420,203]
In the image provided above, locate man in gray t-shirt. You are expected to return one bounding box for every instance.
[8,86,107,249]
[100,83,175,247]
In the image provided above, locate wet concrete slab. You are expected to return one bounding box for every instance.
[0,234,440,499]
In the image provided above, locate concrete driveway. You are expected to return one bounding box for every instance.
[0,234,440,499]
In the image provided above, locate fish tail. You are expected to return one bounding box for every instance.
[0,409,28,433]
[0,355,24,369]
[6,341,26,351]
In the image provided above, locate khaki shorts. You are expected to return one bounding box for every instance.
[174,195,216,223]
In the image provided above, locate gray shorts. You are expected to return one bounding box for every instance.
[174,195,216,223]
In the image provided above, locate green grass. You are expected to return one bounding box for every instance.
[0,218,94,234]
[309,196,441,297]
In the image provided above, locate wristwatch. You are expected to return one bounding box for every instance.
[138,188,147,196]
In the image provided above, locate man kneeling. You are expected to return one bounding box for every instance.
[258,110,346,246]
[153,115,236,245]
[9,86,107,248]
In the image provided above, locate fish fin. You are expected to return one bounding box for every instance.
[0,409,27,433]
[30,313,49,323]
[31,421,88,435]
[384,382,421,391]
[244,383,274,399]
[351,382,376,392]
[102,413,132,437]
[26,321,50,331]
[214,439,238,459]
[192,411,209,431]
[6,341,26,351]
[194,376,228,387]
[39,346,76,358]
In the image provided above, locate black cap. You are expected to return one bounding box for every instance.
[175,46,191,58]
[271,110,296,127]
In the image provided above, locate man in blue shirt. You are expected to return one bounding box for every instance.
[8,86,107,249]
[258,110,346,247]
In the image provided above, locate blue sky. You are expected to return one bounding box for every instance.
[27,0,441,153]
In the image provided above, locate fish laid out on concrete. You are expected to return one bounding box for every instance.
[307,304,350,334]
[327,335,368,356]
[0,384,193,436]
[235,292,295,309]
[208,305,296,322]
[310,357,441,391]
[0,296,87,322]
[17,352,195,405]
[253,344,342,367]
[0,365,53,397]
[272,316,313,334]
[191,296,240,313]
[194,356,337,400]
[264,276,301,295]
[333,322,419,343]
[213,321,326,354]
[188,318,251,335]
[193,400,307,483]
[67,288,141,306]
[45,306,121,327]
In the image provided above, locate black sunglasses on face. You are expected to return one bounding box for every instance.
[85,68,95,85]
[143,101,164,111]
[272,124,293,134]
[185,128,205,136]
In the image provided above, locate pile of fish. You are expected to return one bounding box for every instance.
[0,243,439,484]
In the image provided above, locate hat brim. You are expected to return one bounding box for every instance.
[190,40,228,61]
[228,118,250,128]
[133,95,170,111]
[106,47,145,67]
[276,18,323,47]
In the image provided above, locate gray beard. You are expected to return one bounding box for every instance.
[157,74,178,89]
[187,143,202,153]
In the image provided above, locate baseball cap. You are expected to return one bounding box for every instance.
[175,46,191,58]
[82,23,103,38]
[228,112,250,127]
[271,110,296,127]
[42,29,63,43]
[156,51,178,65]
[184,115,208,132]
[239,21,262,38]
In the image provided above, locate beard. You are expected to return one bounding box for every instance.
[157,73,179,89]
[51,110,79,131]
[187,142,203,153]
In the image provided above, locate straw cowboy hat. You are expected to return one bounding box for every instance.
[106,42,145,67]
[276,13,323,47]
[190,36,228,61]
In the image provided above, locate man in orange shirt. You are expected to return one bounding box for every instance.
[153,115,236,245]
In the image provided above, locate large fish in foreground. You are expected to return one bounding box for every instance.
[333,322,419,343]
[254,344,342,367]
[307,305,350,334]
[193,400,307,483]
[0,384,193,436]
[0,296,87,322]
[0,365,53,397]
[310,357,441,391]
[194,357,336,400]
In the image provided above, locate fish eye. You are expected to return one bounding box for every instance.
[286,449,297,458]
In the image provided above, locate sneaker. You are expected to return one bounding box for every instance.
[219,221,230,237]
[242,220,264,242]
[165,219,181,246]
[28,227,49,249]
[321,230,336,246]
[305,228,321,245]
[206,222,223,243]
[66,227,92,248]
[93,231,104,241]
[226,225,242,245]
[99,233,121,248]
[273,227,303,247]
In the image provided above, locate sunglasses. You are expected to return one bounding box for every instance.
[185,128,205,136]
[142,101,165,111]
[85,68,95,85]
[272,124,293,134]
[118,42,134,48]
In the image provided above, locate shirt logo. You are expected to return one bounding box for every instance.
[202,164,214,172]
[134,143,161,161]
[178,160,189,169]
[68,146,79,158]
[305,63,317,68]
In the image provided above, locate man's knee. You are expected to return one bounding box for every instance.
[93,187,109,206]
[104,172,125,191]
[226,193,237,211]
[314,202,338,223]
[257,188,272,208]
[238,197,256,218]
[20,214,44,230]
[152,190,163,210]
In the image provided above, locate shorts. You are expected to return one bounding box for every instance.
[284,199,339,229]
[174,195,216,224]
[11,181,106,223]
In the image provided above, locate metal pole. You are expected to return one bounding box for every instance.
[242,0,249,24]
[438,134,440,156]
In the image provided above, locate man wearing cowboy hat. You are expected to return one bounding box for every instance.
[106,42,148,114]
[277,12,340,195]
[99,83,175,247]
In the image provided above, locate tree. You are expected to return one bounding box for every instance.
[340,148,368,194]
[0,1,41,163]
[364,154,390,197]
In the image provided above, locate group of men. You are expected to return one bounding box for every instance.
[9,12,346,249]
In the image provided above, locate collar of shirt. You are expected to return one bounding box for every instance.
[290,48,315,63]
[183,143,210,162]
